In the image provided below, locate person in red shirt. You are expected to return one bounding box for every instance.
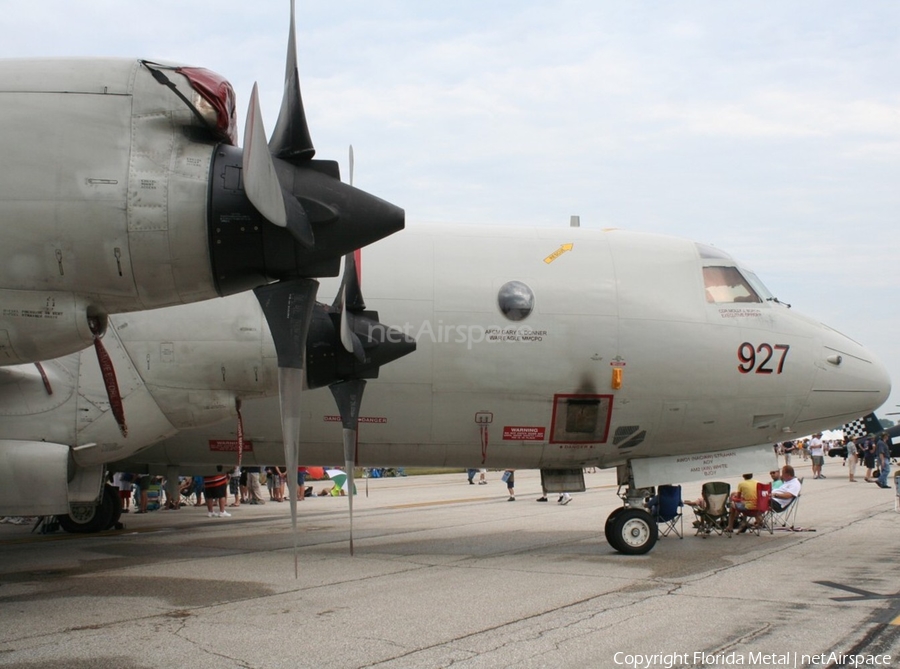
[204,473,230,518]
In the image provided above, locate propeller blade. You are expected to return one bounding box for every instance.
[343,145,363,302]
[279,366,303,577]
[241,83,315,248]
[254,278,319,577]
[254,279,319,369]
[243,83,286,227]
[242,84,315,247]
[331,251,366,362]
[343,430,357,556]
[330,379,366,556]
[339,287,366,362]
[269,0,315,160]
[334,252,366,312]
[349,145,354,186]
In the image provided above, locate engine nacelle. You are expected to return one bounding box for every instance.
[0,58,404,365]
[0,59,227,315]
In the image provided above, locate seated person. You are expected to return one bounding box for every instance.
[683,496,707,509]
[726,473,760,532]
[178,477,193,495]
[684,492,708,529]
[771,465,801,511]
[769,469,783,490]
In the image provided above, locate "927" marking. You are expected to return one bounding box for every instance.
[738,342,790,374]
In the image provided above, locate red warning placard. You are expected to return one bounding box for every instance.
[502,426,546,441]
[209,440,254,452]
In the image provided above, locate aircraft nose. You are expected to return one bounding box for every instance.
[798,325,892,426]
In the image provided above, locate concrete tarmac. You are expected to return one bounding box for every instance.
[0,462,899,669]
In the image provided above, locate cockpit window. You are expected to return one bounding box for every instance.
[742,269,775,302]
[703,266,762,303]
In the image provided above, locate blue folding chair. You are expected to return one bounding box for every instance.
[654,484,683,539]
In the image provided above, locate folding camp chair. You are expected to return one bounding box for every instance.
[737,482,772,535]
[692,481,730,537]
[767,478,802,531]
[653,484,683,539]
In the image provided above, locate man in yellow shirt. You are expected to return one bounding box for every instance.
[726,473,760,534]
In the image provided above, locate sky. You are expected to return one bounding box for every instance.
[3,1,899,418]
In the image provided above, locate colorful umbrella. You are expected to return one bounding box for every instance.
[325,468,356,494]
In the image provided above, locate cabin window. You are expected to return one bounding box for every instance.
[497,281,534,321]
[702,266,762,304]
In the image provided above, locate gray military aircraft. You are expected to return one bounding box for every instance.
[0,220,890,553]
[0,2,891,555]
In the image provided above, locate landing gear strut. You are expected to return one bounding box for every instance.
[604,475,658,555]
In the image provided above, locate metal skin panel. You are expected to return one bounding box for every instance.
[88,224,888,475]
[0,58,220,364]
[0,59,218,307]
[0,440,106,514]
[0,441,72,515]
[0,89,134,296]
[112,299,272,429]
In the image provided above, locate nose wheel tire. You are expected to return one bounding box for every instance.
[605,508,657,555]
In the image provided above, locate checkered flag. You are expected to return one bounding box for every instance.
[843,418,867,440]
[842,413,882,440]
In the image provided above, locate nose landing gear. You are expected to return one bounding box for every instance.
[605,507,657,554]
[604,472,657,555]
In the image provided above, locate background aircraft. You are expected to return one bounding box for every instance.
[0,224,890,554]
[827,413,900,459]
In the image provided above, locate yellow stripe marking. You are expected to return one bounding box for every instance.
[544,243,574,264]
[890,613,900,626]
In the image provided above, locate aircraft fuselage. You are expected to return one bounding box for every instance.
[2,224,888,475]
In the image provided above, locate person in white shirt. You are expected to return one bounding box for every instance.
[808,433,825,479]
[771,465,802,511]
